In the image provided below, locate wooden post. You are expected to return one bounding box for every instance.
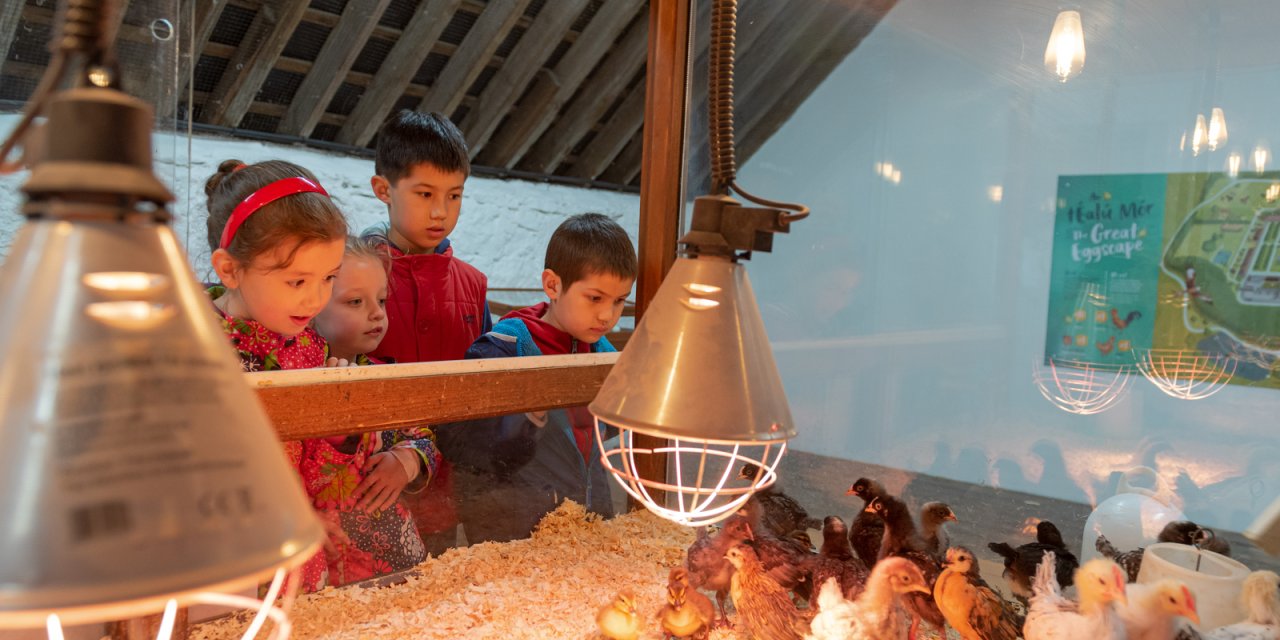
[631,0,692,512]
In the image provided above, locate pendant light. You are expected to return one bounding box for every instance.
[0,0,323,632]
[591,0,809,527]
[1044,9,1086,83]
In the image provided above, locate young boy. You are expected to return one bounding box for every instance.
[437,213,637,543]
[365,110,491,554]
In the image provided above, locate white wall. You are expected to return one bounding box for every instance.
[0,114,640,290]
[738,0,1280,531]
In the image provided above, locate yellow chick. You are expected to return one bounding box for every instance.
[662,567,715,639]
[598,590,643,640]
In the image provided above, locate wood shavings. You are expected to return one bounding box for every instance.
[191,501,958,639]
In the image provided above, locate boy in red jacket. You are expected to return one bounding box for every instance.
[435,213,637,542]
[365,110,491,554]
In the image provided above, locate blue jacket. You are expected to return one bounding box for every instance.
[435,316,617,543]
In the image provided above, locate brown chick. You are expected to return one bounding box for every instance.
[597,590,643,640]
[684,516,753,622]
[934,546,1022,640]
[739,463,822,539]
[866,495,948,637]
[662,567,716,640]
[726,544,812,640]
[920,502,959,562]
[739,500,814,600]
[802,515,869,600]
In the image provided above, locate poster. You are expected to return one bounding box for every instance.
[1045,172,1280,390]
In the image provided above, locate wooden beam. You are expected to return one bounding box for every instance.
[253,353,617,441]
[598,129,643,185]
[476,0,646,169]
[738,0,893,162]
[417,0,531,120]
[460,0,591,157]
[630,0,693,513]
[179,0,228,102]
[565,79,644,180]
[0,2,25,75]
[200,0,311,127]
[278,0,393,137]
[334,0,462,147]
[515,12,647,174]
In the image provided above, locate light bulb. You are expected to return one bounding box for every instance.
[1253,144,1269,173]
[1192,114,1208,156]
[1208,107,1228,151]
[1226,152,1242,177]
[1045,10,1086,82]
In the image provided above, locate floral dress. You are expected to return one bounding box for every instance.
[210,288,440,590]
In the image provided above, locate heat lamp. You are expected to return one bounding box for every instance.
[590,0,809,527]
[0,0,323,636]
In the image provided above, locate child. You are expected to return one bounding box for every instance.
[203,160,431,590]
[364,110,491,554]
[437,213,637,543]
[308,236,441,585]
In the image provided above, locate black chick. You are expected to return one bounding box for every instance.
[1095,533,1144,583]
[802,515,869,601]
[865,495,947,636]
[845,477,887,567]
[739,499,814,601]
[739,463,822,539]
[986,520,1078,601]
[920,501,958,563]
[685,516,753,622]
[1159,520,1232,557]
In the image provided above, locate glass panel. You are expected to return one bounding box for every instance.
[703,0,1280,601]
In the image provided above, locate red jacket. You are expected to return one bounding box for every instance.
[370,238,490,364]
[366,236,490,537]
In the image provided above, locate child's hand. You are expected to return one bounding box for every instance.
[351,452,410,513]
[325,356,353,367]
[319,513,351,559]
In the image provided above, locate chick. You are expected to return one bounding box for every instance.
[920,501,958,562]
[662,567,716,640]
[597,590,643,640]
[685,516,752,622]
[740,463,822,539]
[806,557,933,640]
[1023,552,1128,640]
[1179,570,1279,640]
[846,477,888,567]
[1118,579,1200,640]
[865,495,947,637]
[988,520,1078,601]
[1096,533,1145,583]
[739,500,814,599]
[934,546,1022,640]
[1159,520,1232,557]
[726,544,812,640]
[802,515,869,600]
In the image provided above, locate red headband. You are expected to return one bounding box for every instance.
[218,177,331,250]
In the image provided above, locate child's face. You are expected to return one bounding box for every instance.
[373,163,465,254]
[543,270,635,345]
[215,239,345,338]
[313,255,389,360]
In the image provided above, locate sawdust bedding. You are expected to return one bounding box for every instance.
[192,501,955,640]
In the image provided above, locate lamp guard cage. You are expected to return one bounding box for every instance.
[1032,357,1135,415]
[595,419,787,527]
[43,568,298,640]
[1134,349,1238,400]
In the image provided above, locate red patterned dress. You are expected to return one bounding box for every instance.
[210,288,440,590]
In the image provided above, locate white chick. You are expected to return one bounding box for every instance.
[1024,551,1129,640]
[1119,579,1199,640]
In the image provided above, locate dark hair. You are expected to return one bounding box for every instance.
[204,159,348,269]
[374,110,470,183]
[545,213,637,288]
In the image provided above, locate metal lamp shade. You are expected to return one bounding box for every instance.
[0,220,324,628]
[589,255,795,443]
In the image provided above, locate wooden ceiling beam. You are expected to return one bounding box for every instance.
[1,3,25,77]
[565,79,644,181]
[200,0,311,128]
[476,0,646,170]
[417,0,531,121]
[179,0,230,99]
[460,0,591,157]
[278,0,394,137]
[334,0,463,147]
[301,1,525,44]
[515,12,647,175]
[738,0,893,163]
[598,130,643,186]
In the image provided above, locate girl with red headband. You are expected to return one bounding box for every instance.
[203,159,437,591]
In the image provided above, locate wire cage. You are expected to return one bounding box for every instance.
[1134,348,1239,400]
[1032,357,1135,415]
[595,420,787,527]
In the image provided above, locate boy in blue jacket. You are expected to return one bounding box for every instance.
[436,213,636,543]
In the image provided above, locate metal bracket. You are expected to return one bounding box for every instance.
[679,194,791,261]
